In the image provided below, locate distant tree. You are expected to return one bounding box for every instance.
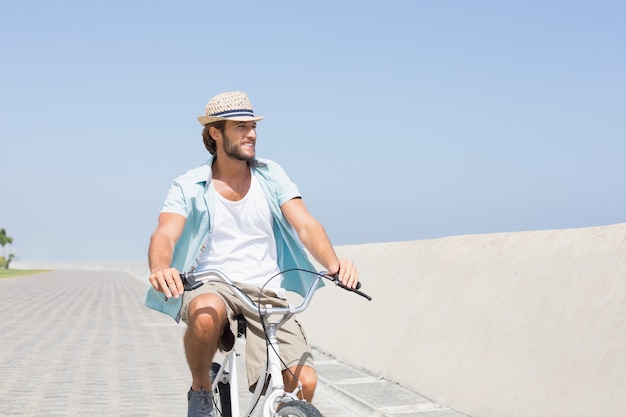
[0,229,12,247]
[0,229,15,269]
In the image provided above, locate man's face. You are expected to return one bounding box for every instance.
[220,120,257,161]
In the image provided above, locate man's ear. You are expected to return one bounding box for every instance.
[209,125,222,141]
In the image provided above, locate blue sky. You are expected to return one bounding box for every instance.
[1,1,624,262]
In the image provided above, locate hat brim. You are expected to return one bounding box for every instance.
[198,115,265,126]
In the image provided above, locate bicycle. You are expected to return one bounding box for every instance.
[179,268,372,417]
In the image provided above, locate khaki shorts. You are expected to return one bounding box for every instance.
[180,279,315,389]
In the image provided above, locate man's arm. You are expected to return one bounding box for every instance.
[148,212,186,299]
[281,198,359,288]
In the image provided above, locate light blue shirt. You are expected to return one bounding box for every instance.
[143,156,319,321]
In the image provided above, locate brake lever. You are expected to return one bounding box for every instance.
[180,273,204,291]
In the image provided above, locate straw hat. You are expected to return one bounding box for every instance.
[197,91,265,125]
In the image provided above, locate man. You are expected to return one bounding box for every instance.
[144,91,359,417]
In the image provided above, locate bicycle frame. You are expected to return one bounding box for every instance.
[181,269,326,417]
[211,325,299,417]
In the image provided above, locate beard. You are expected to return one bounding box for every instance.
[222,131,255,161]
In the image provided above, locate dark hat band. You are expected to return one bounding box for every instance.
[211,109,256,118]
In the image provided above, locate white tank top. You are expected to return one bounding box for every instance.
[196,174,282,291]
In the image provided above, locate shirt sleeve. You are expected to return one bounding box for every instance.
[271,161,302,206]
[160,180,189,218]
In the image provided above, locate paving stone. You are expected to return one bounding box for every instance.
[0,270,469,417]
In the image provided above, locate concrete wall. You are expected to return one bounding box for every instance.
[14,223,626,417]
[298,223,626,417]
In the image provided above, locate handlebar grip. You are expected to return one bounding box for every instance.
[353,288,372,301]
[332,276,361,290]
[342,281,362,290]
[331,275,372,301]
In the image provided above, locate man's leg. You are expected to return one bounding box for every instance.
[184,293,228,391]
[283,365,317,402]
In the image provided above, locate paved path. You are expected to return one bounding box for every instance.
[0,270,469,417]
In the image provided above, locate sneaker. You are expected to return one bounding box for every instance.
[187,387,216,417]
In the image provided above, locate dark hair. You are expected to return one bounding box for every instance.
[202,120,227,155]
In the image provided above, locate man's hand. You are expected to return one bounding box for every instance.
[149,267,184,299]
[327,258,359,289]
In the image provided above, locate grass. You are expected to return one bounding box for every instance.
[0,269,50,279]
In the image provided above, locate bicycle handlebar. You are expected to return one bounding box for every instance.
[180,269,371,316]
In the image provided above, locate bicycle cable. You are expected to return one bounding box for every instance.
[257,268,330,400]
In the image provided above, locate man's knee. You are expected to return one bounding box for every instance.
[297,366,317,389]
[284,365,317,398]
[188,293,227,333]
